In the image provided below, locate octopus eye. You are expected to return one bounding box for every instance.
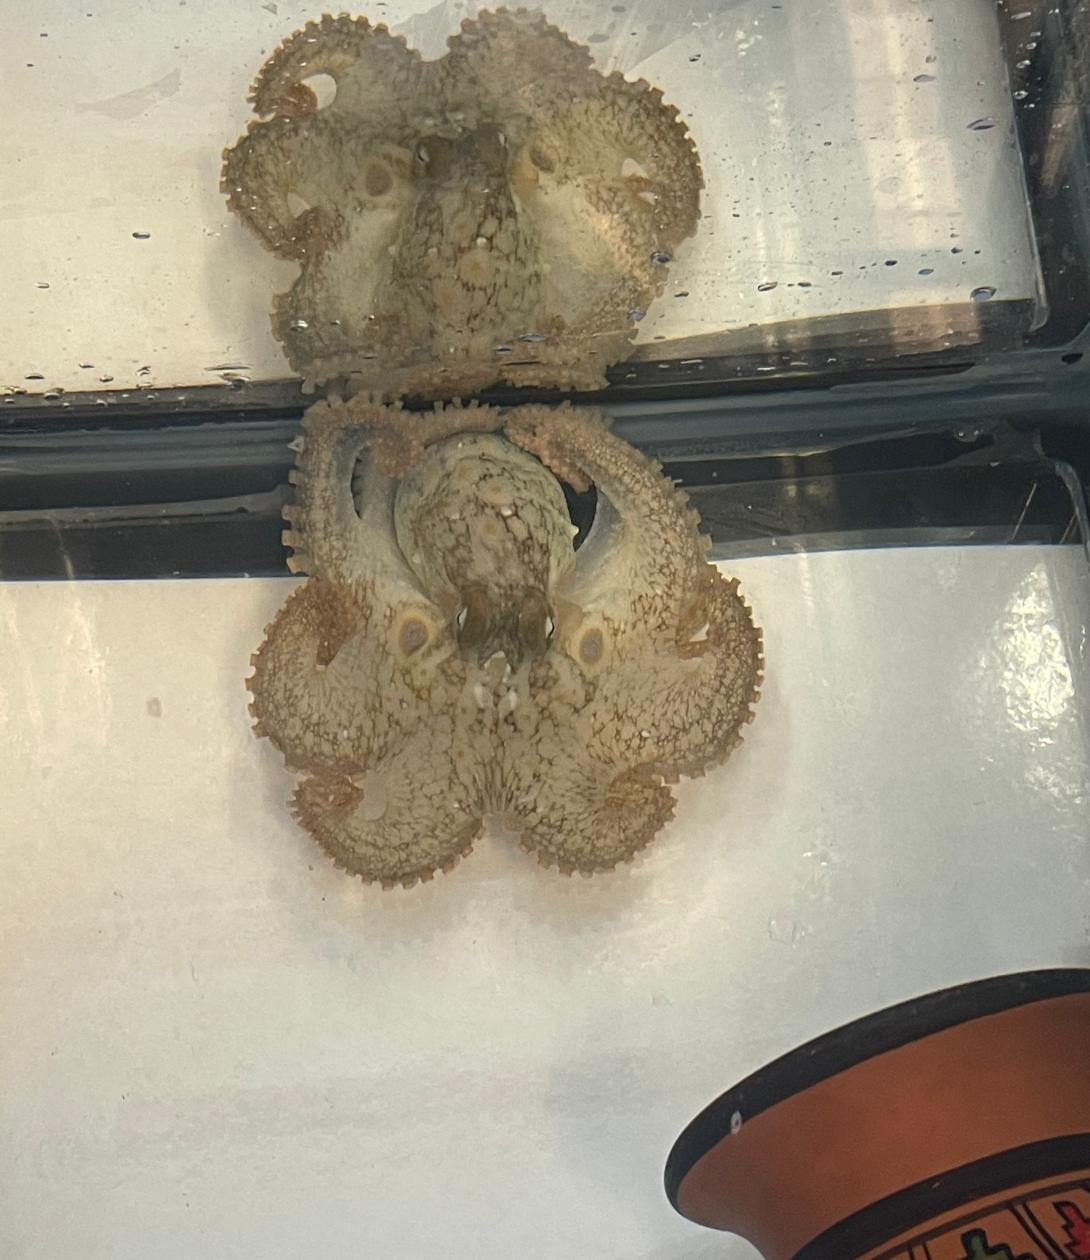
[364,163,392,197]
[579,629,603,663]
[544,615,555,640]
[530,148,554,173]
[400,618,429,655]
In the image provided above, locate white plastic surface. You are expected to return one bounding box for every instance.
[2,0,1040,393]
[2,545,1089,1259]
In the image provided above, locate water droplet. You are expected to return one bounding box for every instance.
[689,53,701,62]
[1013,89,1028,99]
[36,281,50,289]
[919,267,934,275]
[519,332,546,342]
[1025,40,1038,49]
[137,366,151,377]
[79,362,93,369]
[730,1111,743,1134]
[674,290,689,298]
[757,281,778,292]
[913,73,936,82]
[831,270,843,276]
[797,280,812,287]
[495,345,512,354]
[650,251,672,264]
[25,372,44,380]
[132,231,151,239]
[951,247,963,254]
[627,310,645,322]
[1016,59,1031,68]
[970,285,996,301]
[884,259,898,266]
[99,374,114,383]
[290,319,309,330]
[43,389,63,400]
[1011,8,1031,17]
[967,117,997,130]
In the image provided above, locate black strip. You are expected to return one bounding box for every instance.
[664,969,1090,1208]
[793,1134,1090,1260]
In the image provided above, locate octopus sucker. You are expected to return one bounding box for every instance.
[223,8,702,395]
[249,400,760,888]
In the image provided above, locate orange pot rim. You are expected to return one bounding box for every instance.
[665,968,1090,1249]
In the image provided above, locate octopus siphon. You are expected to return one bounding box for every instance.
[222,8,703,396]
[248,400,762,888]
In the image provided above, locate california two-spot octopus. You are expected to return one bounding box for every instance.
[222,8,703,396]
[248,399,762,888]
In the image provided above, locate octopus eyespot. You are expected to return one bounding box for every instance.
[544,615,555,640]
[455,606,468,630]
[400,618,429,654]
[364,163,392,197]
[579,628,604,663]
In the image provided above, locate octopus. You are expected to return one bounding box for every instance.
[248,400,762,888]
[222,8,703,396]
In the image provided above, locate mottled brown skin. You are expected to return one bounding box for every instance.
[222,8,703,396]
[248,400,762,888]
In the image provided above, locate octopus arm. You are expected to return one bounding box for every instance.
[248,576,459,777]
[587,571,763,783]
[506,404,762,780]
[290,726,482,889]
[440,9,600,115]
[223,16,427,264]
[246,15,424,122]
[282,398,488,591]
[504,405,706,631]
[519,77,702,315]
[512,752,675,876]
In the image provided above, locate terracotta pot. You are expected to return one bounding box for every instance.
[665,969,1090,1260]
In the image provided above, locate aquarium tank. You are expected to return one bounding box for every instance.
[1,1,1088,1257]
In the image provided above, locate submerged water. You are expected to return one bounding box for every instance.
[3,544,1088,1258]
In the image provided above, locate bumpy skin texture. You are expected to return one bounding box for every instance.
[222,8,702,396]
[249,400,762,888]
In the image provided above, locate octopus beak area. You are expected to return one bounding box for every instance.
[455,584,555,668]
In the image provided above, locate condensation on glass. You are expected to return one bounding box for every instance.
[1,0,1086,399]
